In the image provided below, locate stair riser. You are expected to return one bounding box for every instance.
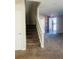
[26,25,40,48]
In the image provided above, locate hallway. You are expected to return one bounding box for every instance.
[15,0,63,59]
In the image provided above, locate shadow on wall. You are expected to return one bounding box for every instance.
[26,1,40,25]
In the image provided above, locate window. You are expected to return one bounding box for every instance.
[49,17,57,34]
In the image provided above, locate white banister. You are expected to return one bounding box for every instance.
[36,7,45,48]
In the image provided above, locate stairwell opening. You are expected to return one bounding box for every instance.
[25,1,40,49]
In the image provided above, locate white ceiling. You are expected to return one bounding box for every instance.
[29,0,63,16]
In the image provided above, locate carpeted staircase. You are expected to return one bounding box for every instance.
[26,25,40,48]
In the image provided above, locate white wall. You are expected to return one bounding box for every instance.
[15,0,26,50]
[28,0,63,16]
[56,16,63,33]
